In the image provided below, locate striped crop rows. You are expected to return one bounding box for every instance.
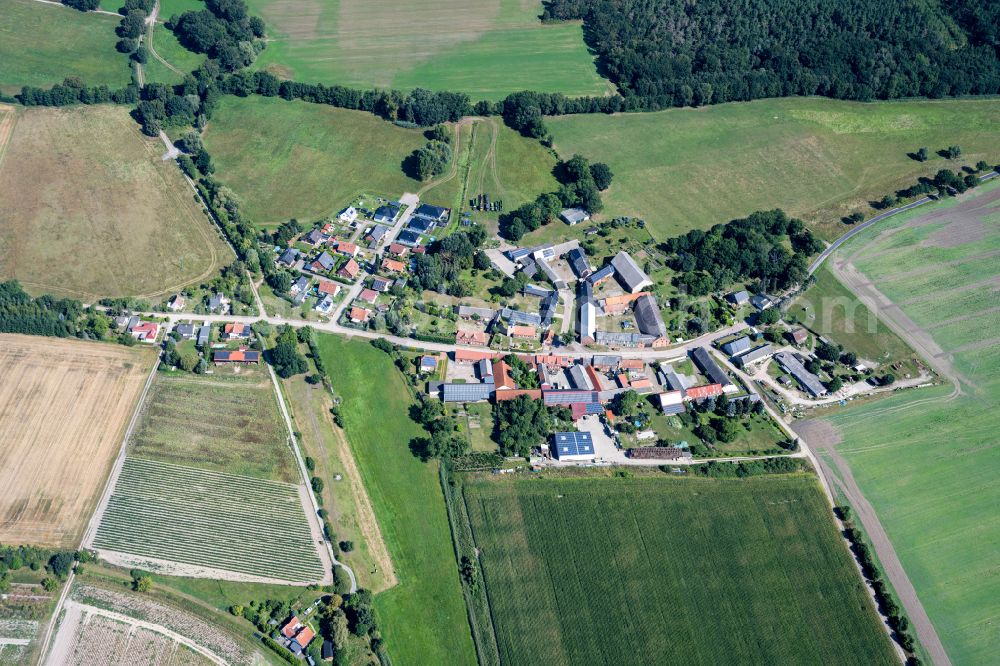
[94,458,325,582]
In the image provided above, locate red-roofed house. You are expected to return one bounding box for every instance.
[129,322,159,343]
[317,280,341,297]
[492,361,515,390]
[281,618,301,639]
[508,324,537,339]
[453,349,495,363]
[630,378,653,391]
[493,389,542,401]
[213,348,261,364]
[382,258,406,273]
[620,359,645,371]
[685,384,723,400]
[456,330,489,347]
[336,241,359,257]
[358,288,378,304]
[349,307,371,324]
[337,259,360,280]
[223,322,250,339]
[293,626,315,649]
[387,243,408,257]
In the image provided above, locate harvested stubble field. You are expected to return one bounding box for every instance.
[460,473,895,665]
[249,0,610,101]
[0,105,233,300]
[0,334,154,548]
[809,182,1000,665]
[0,0,131,94]
[129,373,296,483]
[547,97,1000,240]
[94,457,326,583]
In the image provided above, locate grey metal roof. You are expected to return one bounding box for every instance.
[552,431,594,458]
[594,331,656,347]
[508,247,532,262]
[580,301,596,340]
[775,352,827,396]
[476,359,493,378]
[197,325,211,345]
[690,347,732,386]
[442,383,495,402]
[568,248,590,277]
[540,292,559,327]
[633,294,666,337]
[501,308,542,326]
[611,251,652,293]
[568,364,593,390]
[455,305,497,319]
[734,344,774,367]
[367,225,388,240]
[663,369,690,391]
[523,284,553,298]
[591,354,621,368]
[728,290,750,305]
[722,336,752,356]
[538,259,567,290]
[559,208,589,225]
[175,323,195,338]
[313,252,335,270]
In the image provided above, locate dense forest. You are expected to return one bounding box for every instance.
[543,0,1000,103]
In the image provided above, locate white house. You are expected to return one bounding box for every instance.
[338,206,358,224]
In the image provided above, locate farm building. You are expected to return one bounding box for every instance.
[600,291,644,314]
[523,284,552,298]
[592,355,621,370]
[722,336,752,356]
[587,264,615,285]
[568,364,594,390]
[691,347,733,388]
[552,431,595,461]
[685,384,723,400]
[568,248,591,278]
[501,308,542,327]
[790,328,809,345]
[337,259,360,279]
[311,252,336,272]
[454,349,495,363]
[658,390,686,415]
[456,305,497,320]
[775,352,827,397]
[559,208,590,225]
[579,301,596,344]
[476,359,493,379]
[509,325,537,339]
[734,344,775,368]
[627,447,687,460]
[442,383,494,403]
[338,206,358,223]
[456,330,489,346]
[492,360,516,390]
[633,294,667,339]
[611,251,653,293]
[213,349,260,364]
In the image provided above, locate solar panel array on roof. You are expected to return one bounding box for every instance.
[442,383,495,402]
[552,431,595,459]
[544,390,599,405]
[587,265,614,284]
[396,230,421,246]
[501,308,542,326]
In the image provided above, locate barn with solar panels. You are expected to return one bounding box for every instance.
[552,431,595,461]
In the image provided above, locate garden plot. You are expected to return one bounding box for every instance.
[93,458,328,584]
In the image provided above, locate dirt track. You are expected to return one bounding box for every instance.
[0,335,155,547]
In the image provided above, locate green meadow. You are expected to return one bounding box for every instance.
[460,472,895,665]
[248,0,612,101]
[315,335,476,665]
[0,0,132,93]
[814,182,1000,665]
[203,97,556,227]
[547,97,1000,240]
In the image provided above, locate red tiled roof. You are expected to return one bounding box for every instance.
[509,325,536,338]
[685,384,723,399]
[338,259,360,278]
[492,361,515,390]
[295,626,315,647]
[317,280,340,295]
[223,323,248,335]
[387,243,408,256]
[382,258,406,273]
[358,289,378,303]
[349,307,371,323]
[454,349,495,362]
[336,242,358,256]
[281,618,300,638]
[630,378,653,390]
[620,359,644,370]
[456,330,489,346]
[493,389,542,401]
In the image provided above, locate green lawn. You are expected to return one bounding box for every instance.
[144,23,205,84]
[204,97,556,227]
[0,0,132,93]
[248,0,611,101]
[789,266,921,372]
[811,183,1000,665]
[460,472,895,665]
[314,335,476,665]
[547,97,1000,240]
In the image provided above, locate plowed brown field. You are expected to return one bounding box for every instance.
[0,334,154,547]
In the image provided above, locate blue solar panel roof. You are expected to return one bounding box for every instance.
[553,431,595,458]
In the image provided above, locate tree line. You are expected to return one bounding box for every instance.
[0,280,125,342]
[661,209,823,296]
[166,0,266,72]
[541,0,1000,105]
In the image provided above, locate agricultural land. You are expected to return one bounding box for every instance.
[800,181,1000,665]
[248,0,612,101]
[458,472,896,665]
[203,97,556,227]
[0,105,233,300]
[0,334,154,548]
[0,0,131,94]
[546,97,1000,240]
[315,335,476,665]
[91,370,328,584]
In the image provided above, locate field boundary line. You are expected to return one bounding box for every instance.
[268,364,357,591]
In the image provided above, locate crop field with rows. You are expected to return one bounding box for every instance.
[460,473,895,665]
[94,458,325,583]
[129,374,296,483]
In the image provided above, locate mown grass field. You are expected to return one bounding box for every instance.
[0,105,233,300]
[94,457,326,582]
[204,97,557,227]
[130,373,297,483]
[461,473,895,665]
[315,335,475,665]
[248,0,611,101]
[144,23,205,85]
[789,266,921,370]
[547,97,1000,240]
[0,0,131,94]
[815,182,1000,665]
